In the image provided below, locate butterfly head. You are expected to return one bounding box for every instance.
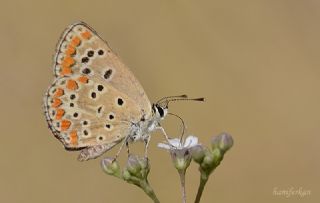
[152,103,168,120]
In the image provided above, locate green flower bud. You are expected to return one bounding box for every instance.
[201,152,214,170]
[138,157,149,170]
[211,133,234,153]
[190,144,207,163]
[170,149,192,171]
[126,154,142,176]
[101,157,120,176]
[212,148,222,165]
[122,170,131,181]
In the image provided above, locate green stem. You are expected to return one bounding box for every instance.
[194,174,209,203]
[139,180,160,203]
[179,170,187,203]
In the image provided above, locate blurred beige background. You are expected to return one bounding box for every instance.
[0,0,319,202]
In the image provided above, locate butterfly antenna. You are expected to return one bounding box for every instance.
[161,97,205,107]
[156,94,188,104]
[168,112,186,143]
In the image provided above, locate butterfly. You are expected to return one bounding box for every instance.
[44,22,203,161]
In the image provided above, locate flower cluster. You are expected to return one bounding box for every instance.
[101,133,234,203]
[101,155,159,203]
[158,133,234,203]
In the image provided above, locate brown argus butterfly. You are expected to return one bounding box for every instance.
[44,22,203,161]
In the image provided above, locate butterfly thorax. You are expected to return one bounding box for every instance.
[127,104,167,142]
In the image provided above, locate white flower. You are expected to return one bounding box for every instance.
[158,135,198,150]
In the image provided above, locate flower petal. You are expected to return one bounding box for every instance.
[184,136,198,148]
[157,143,171,150]
[168,138,181,148]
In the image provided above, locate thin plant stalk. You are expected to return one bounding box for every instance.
[179,171,187,203]
[120,174,160,203]
[138,179,160,203]
[194,173,209,203]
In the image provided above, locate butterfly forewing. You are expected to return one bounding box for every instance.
[44,22,152,151]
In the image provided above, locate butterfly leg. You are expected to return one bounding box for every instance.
[126,141,131,155]
[113,136,130,162]
[143,135,151,158]
[156,126,171,142]
[156,126,176,148]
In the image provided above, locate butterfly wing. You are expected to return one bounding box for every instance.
[53,22,151,114]
[44,22,152,152]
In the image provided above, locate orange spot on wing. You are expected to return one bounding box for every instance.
[65,45,76,56]
[66,79,78,90]
[51,98,62,108]
[54,88,64,97]
[60,66,72,76]
[60,56,74,76]
[55,108,65,120]
[77,76,89,83]
[71,36,81,47]
[81,30,92,40]
[61,120,71,131]
[70,130,78,145]
[62,56,75,67]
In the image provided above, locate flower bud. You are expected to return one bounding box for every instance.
[170,149,192,171]
[190,144,207,163]
[122,170,131,181]
[101,157,120,175]
[211,148,222,165]
[138,157,149,170]
[126,154,142,176]
[201,152,214,170]
[211,133,234,153]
